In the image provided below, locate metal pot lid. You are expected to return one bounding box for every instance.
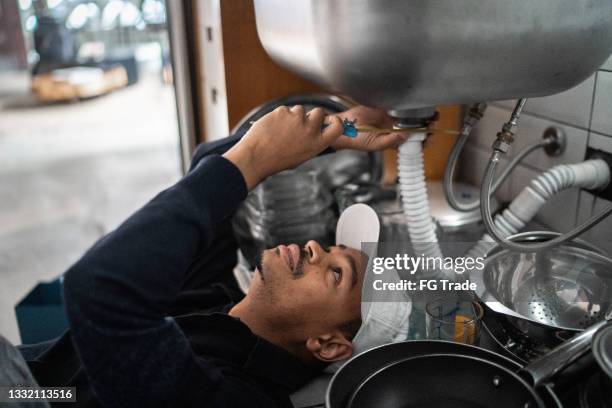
[427,181,497,230]
[593,323,612,379]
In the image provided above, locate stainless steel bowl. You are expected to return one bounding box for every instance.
[254,0,612,110]
[473,232,612,349]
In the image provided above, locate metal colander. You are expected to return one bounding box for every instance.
[512,271,607,329]
[475,232,612,339]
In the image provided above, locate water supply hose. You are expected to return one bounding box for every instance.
[492,138,555,189]
[443,103,488,212]
[444,102,559,213]
[480,99,612,252]
[469,158,611,258]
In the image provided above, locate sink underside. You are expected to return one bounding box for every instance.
[254,0,612,111]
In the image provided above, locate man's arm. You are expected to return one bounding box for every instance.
[63,154,247,407]
[188,104,410,174]
[63,106,343,407]
[188,132,244,172]
[62,104,400,407]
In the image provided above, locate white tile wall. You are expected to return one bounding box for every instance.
[493,74,596,129]
[589,132,612,154]
[470,105,509,150]
[576,191,596,225]
[591,71,612,137]
[601,54,612,72]
[472,105,589,171]
[587,198,612,256]
[459,67,612,247]
[459,144,512,203]
[512,113,589,171]
[577,192,612,256]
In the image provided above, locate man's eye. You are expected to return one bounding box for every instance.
[331,267,342,283]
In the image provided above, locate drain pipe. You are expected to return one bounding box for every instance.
[469,158,611,258]
[481,99,612,252]
[398,134,443,264]
[392,108,453,340]
[393,109,451,280]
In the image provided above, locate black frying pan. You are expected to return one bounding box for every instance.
[327,315,611,408]
[326,341,560,408]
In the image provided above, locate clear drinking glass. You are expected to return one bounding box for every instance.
[425,298,484,345]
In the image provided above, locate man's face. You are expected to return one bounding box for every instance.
[249,240,366,341]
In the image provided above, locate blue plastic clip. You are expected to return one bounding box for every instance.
[322,118,359,138]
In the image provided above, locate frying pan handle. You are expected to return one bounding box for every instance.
[524,311,612,387]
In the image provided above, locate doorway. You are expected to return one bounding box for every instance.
[0,0,183,343]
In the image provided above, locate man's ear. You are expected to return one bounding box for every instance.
[305,332,354,363]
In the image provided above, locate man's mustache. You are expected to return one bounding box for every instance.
[257,247,308,282]
[291,248,308,278]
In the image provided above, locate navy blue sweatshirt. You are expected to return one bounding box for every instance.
[56,135,318,408]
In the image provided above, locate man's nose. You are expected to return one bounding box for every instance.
[305,240,325,264]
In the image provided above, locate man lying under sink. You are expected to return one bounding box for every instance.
[1,105,411,408]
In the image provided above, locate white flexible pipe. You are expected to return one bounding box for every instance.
[468,159,610,258]
[398,134,449,279]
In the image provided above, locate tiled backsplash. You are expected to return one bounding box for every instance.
[458,58,612,255]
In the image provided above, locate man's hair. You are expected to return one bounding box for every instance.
[338,317,362,341]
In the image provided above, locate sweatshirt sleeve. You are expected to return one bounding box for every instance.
[63,154,247,408]
[188,128,335,173]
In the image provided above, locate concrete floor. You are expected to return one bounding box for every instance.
[0,70,182,343]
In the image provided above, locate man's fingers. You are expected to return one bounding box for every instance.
[321,115,344,144]
[274,105,290,114]
[290,104,305,120]
[306,107,326,128]
[369,132,409,150]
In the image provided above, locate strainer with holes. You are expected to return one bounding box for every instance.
[472,232,612,349]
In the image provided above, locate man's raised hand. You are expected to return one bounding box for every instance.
[223,105,343,190]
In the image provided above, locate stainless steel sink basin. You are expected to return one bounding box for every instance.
[254,0,612,111]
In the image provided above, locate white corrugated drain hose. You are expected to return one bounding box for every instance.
[468,159,610,259]
[398,134,450,279]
